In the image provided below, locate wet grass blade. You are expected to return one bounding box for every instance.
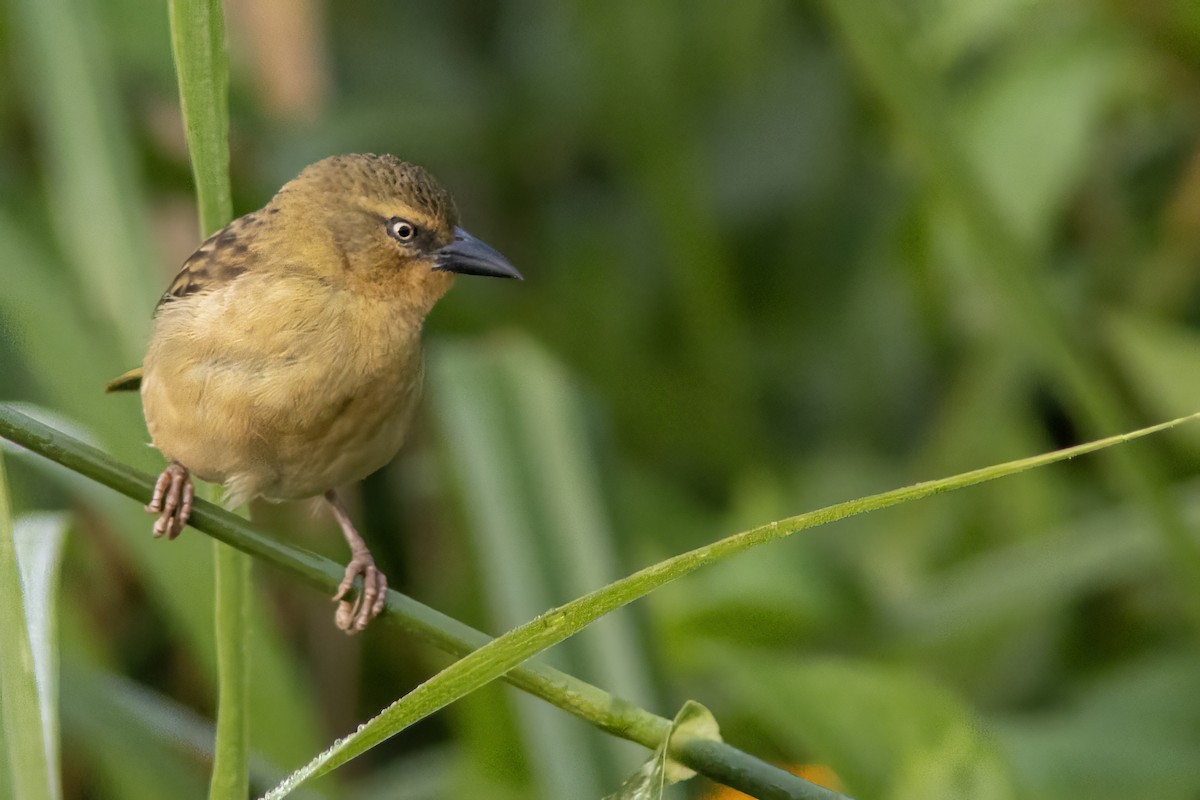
[263,409,1200,797]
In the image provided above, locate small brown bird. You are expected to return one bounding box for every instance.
[108,153,521,633]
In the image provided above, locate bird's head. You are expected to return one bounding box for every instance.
[273,153,521,312]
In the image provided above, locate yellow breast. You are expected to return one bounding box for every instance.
[140,270,425,505]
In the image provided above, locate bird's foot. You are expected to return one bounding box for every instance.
[332,551,388,634]
[326,489,388,634]
[146,462,194,540]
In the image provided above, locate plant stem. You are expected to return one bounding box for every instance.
[167,0,232,237]
[209,506,252,800]
[0,405,845,800]
[166,0,246,797]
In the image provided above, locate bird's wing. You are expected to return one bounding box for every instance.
[154,212,263,313]
[108,213,269,392]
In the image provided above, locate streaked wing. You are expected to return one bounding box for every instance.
[155,211,263,313]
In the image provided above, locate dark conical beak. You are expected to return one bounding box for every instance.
[433,227,523,280]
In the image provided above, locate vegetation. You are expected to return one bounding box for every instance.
[4,1,1200,798]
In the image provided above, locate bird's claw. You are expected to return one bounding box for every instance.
[332,553,388,634]
[146,463,193,540]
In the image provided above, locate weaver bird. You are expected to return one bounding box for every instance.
[107,153,521,633]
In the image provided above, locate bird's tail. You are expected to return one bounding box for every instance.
[105,367,143,393]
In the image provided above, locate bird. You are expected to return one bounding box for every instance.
[106,153,522,633]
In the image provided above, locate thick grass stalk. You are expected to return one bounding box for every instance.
[168,0,233,235]
[263,411,1200,794]
[166,0,247,797]
[209,501,252,800]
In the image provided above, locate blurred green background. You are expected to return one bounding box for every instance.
[4,0,1200,798]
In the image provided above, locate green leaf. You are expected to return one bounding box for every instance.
[919,0,1030,66]
[59,656,325,800]
[724,654,1016,800]
[434,342,607,797]
[0,456,65,800]
[994,653,1200,800]
[959,36,1123,244]
[346,746,454,800]
[264,408,1200,796]
[60,661,211,800]
[434,339,660,795]
[603,701,722,800]
[12,513,68,800]
[895,485,1195,643]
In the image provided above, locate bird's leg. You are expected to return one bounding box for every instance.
[146,462,194,540]
[325,489,388,634]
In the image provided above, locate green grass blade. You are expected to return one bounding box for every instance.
[897,489,1189,642]
[60,638,210,800]
[497,341,658,708]
[264,411,1200,795]
[719,653,1017,800]
[167,0,243,797]
[0,454,58,800]
[993,653,1200,800]
[168,0,232,236]
[434,343,622,797]
[11,514,68,800]
[209,513,252,800]
[59,656,325,800]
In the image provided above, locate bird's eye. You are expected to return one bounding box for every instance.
[386,218,418,243]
